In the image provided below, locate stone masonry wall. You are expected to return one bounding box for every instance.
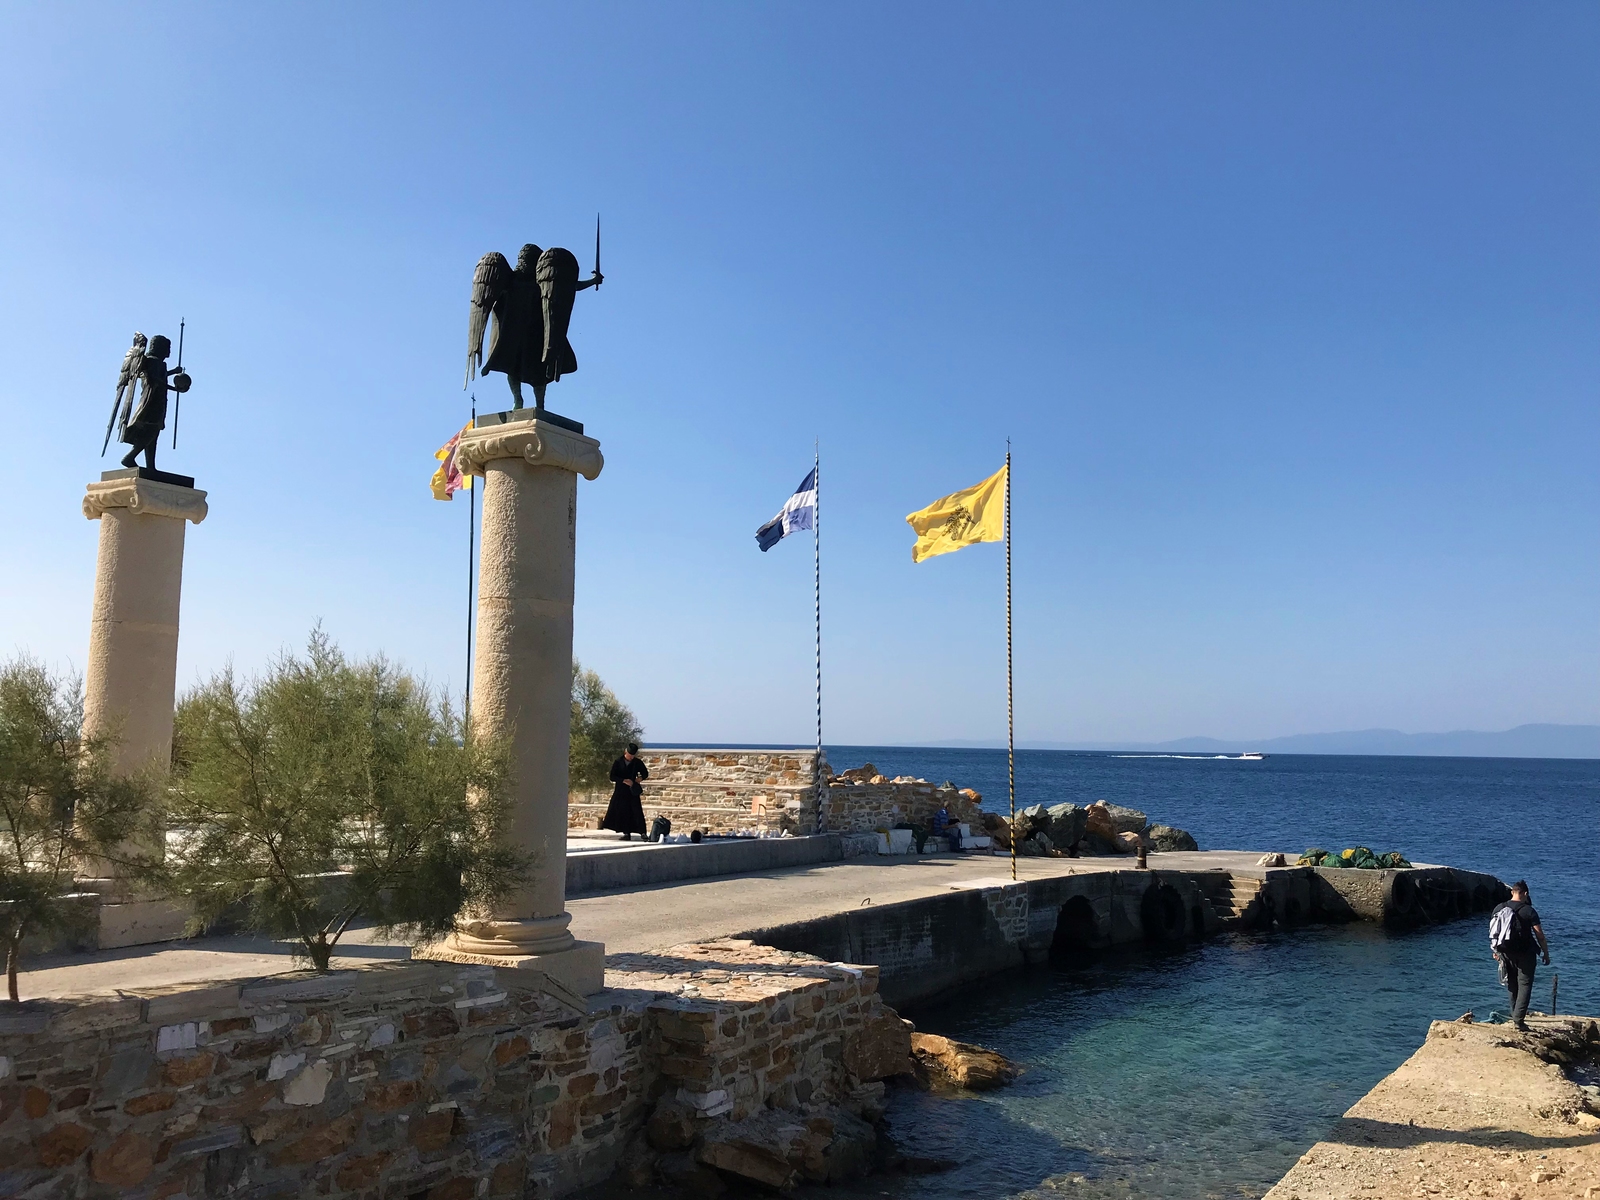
[570,750,828,836]
[568,752,986,840]
[608,940,890,1124]
[0,942,901,1200]
[821,765,984,835]
[0,960,646,1200]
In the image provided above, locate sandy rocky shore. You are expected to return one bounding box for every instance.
[1265,1016,1600,1200]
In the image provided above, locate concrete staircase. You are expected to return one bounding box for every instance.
[1198,873,1266,927]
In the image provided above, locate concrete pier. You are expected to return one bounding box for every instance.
[17,849,1507,1007]
[1265,1015,1600,1199]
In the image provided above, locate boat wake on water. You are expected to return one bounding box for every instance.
[1111,752,1268,760]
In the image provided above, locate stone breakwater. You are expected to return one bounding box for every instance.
[748,860,1510,1007]
[1264,1016,1600,1200]
[0,942,908,1199]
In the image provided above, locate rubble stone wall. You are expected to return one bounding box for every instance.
[570,749,828,836]
[568,752,989,841]
[821,773,985,834]
[0,942,897,1200]
[608,941,890,1124]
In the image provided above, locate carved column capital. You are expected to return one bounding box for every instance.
[83,478,209,524]
[457,417,604,481]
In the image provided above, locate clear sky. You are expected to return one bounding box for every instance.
[2,3,1596,746]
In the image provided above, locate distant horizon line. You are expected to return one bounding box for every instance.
[642,722,1600,760]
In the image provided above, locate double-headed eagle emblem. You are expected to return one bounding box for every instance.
[465,232,602,413]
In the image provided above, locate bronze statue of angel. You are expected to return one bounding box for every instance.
[103,332,190,470]
[464,240,602,411]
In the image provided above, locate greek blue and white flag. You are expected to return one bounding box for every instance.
[756,468,817,551]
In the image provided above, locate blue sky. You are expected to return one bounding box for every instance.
[2,3,1596,745]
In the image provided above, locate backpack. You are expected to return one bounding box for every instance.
[1489,902,1526,954]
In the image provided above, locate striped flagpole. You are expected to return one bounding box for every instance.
[814,441,823,832]
[1007,442,1016,882]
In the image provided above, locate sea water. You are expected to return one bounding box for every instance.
[814,748,1600,1200]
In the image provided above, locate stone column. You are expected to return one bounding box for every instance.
[80,468,207,899]
[83,469,208,778]
[419,411,606,997]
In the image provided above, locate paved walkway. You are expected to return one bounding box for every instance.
[15,849,1268,1001]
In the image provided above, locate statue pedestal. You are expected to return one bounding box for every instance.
[416,412,606,997]
[81,469,207,877]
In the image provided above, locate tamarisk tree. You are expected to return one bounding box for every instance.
[164,631,526,972]
[0,657,156,1003]
[569,660,644,794]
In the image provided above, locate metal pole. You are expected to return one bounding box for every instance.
[466,397,476,727]
[1006,444,1015,882]
[171,318,185,449]
[814,441,823,833]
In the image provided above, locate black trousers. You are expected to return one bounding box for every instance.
[1502,951,1537,1024]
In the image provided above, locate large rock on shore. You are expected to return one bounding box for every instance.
[1045,803,1087,850]
[1016,804,1051,840]
[695,1106,876,1189]
[1148,824,1198,852]
[843,1011,912,1081]
[1089,800,1148,835]
[697,1111,813,1189]
[910,1033,1018,1091]
[980,811,1012,849]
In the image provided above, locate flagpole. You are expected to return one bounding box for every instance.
[814,440,823,833]
[1006,442,1016,883]
[466,396,476,727]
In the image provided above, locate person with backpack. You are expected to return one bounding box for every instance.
[1489,881,1550,1031]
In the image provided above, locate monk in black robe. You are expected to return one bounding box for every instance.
[600,743,648,840]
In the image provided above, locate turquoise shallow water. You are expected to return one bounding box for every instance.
[808,748,1599,1200]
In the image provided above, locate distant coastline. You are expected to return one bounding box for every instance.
[922,722,1600,759]
[648,723,1600,760]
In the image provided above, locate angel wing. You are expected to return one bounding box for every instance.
[536,248,581,379]
[112,332,146,439]
[465,252,513,387]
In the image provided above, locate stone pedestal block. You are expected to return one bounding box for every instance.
[426,412,605,992]
[81,471,207,870]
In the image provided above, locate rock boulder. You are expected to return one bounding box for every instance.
[1016,804,1052,840]
[1148,825,1199,852]
[910,1033,1018,1091]
[697,1111,812,1189]
[797,1109,876,1184]
[696,1105,876,1190]
[1079,831,1122,856]
[1045,803,1087,850]
[646,1097,700,1151]
[843,1011,912,1081]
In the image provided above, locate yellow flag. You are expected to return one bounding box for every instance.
[905,464,1007,563]
[430,423,474,501]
